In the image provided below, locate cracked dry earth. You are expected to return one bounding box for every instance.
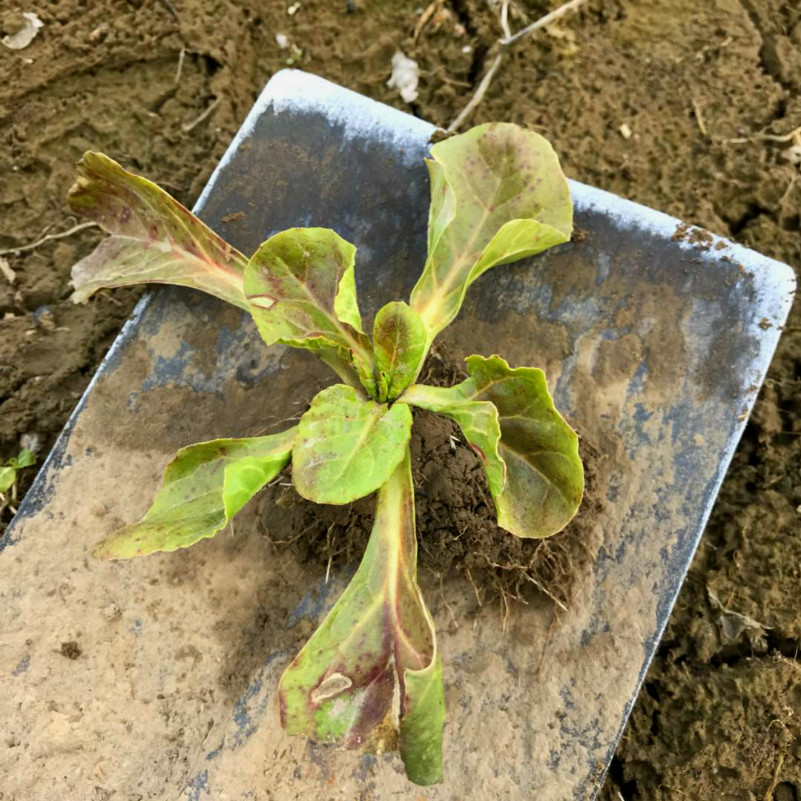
[1,0,799,798]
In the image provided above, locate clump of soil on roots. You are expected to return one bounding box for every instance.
[258,346,603,614]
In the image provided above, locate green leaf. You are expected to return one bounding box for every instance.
[292,385,412,505]
[92,428,296,560]
[402,354,583,538]
[279,452,445,785]
[8,449,36,470]
[334,261,366,334]
[0,466,16,494]
[410,123,573,341]
[373,302,428,402]
[400,651,446,785]
[404,388,505,501]
[68,152,249,310]
[244,228,376,395]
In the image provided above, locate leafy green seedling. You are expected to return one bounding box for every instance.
[68,123,584,785]
[0,448,37,514]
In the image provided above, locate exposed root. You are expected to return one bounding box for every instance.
[259,350,604,615]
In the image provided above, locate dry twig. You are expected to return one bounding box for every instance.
[0,221,98,257]
[500,0,588,46]
[158,0,181,23]
[182,98,220,133]
[448,52,504,133]
[762,751,785,801]
[447,0,589,132]
[174,47,186,85]
[413,0,444,41]
[691,97,708,137]
[500,0,512,40]
[723,124,801,145]
[0,257,15,284]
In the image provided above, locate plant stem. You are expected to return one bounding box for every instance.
[317,349,362,389]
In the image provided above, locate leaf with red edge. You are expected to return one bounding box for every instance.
[279,451,445,785]
[244,227,377,395]
[402,354,583,539]
[68,152,249,309]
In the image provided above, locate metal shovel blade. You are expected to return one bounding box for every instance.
[1,71,794,800]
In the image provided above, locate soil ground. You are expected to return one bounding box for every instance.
[1,0,799,798]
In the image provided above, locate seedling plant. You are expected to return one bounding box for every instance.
[0,448,36,517]
[69,123,584,785]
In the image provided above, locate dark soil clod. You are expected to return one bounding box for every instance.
[259,348,603,612]
[59,641,82,660]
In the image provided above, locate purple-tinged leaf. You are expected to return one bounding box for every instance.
[373,301,427,402]
[244,228,377,395]
[68,152,249,309]
[410,123,573,342]
[402,354,583,538]
[279,451,445,785]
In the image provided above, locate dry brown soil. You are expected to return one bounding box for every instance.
[1,1,799,799]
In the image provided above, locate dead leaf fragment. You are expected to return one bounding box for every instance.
[0,257,15,284]
[20,432,42,453]
[707,588,771,649]
[387,50,419,104]
[782,144,801,165]
[1,12,44,50]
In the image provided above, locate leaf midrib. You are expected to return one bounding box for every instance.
[419,144,541,322]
